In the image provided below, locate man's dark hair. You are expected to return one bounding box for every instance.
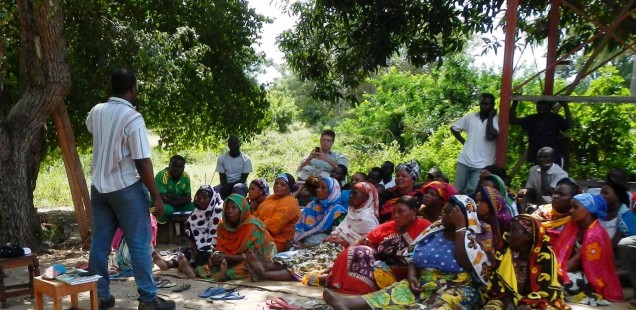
[111,68,137,96]
[337,164,348,176]
[170,155,186,164]
[321,129,336,140]
[481,93,495,103]
[370,167,382,174]
[382,161,395,169]
[228,136,240,143]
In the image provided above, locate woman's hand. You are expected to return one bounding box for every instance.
[209,253,225,266]
[447,205,466,229]
[408,276,421,292]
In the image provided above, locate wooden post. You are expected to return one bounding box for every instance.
[51,103,92,245]
[545,0,561,95]
[496,0,519,168]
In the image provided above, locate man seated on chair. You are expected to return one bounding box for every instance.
[214,136,253,199]
[155,155,195,224]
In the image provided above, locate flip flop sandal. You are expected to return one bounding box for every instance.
[171,282,191,292]
[210,291,245,301]
[267,297,302,309]
[306,304,331,310]
[157,279,177,288]
[198,286,226,298]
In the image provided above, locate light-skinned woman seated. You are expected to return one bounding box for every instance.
[185,194,277,282]
[244,181,379,283]
[554,193,623,305]
[324,195,494,310]
[253,173,300,252]
[483,214,567,309]
[325,195,430,294]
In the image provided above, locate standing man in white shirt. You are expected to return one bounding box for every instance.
[214,136,253,199]
[450,93,499,194]
[86,69,175,310]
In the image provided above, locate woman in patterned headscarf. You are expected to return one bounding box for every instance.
[484,214,567,309]
[324,195,494,310]
[554,193,623,304]
[248,178,270,213]
[475,186,513,251]
[379,160,421,223]
[417,181,458,222]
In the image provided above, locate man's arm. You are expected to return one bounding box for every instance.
[509,100,521,125]
[450,127,465,145]
[485,111,498,141]
[238,173,249,184]
[135,158,164,218]
[219,173,228,186]
[562,102,574,129]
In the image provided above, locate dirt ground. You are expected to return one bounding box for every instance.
[3,209,632,309]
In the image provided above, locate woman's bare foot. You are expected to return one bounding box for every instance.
[323,288,369,310]
[213,259,229,282]
[177,255,196,279]
[245,251,264,282]
[243,254,259,282]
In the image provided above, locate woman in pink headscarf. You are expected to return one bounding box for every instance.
[417,181,457,222]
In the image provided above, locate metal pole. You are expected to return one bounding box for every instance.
[496,0,519,167]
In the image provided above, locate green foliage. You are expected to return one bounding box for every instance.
[266,88,299,133]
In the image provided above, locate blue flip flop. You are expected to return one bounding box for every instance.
[210,291,244,301]
[198,286,225,298]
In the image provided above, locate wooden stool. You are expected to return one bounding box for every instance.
[0,254,40,308]
[167,211,192,244]
[33,277,98,310]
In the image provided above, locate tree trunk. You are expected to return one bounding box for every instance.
[0,0,71,245]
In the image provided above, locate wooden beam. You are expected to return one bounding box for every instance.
[497,0,519,167]
[511,95,636,103]
[52,103,92,245]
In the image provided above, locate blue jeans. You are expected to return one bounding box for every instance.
[453,162,482,195]
[88,181,156,302]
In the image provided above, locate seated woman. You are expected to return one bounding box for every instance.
[416,181,457,222]
[188,194,277,281]
[475,186,513,251]
[245,181,380,283]
[554,193,623,304]
[530,178,580,245]
[248,178,269,213]
[294,176,348,247]
[112,213,158,276]
[325,196,430,294]
[480,174,518,216]
[324,195,493,310]
[379,160,421,223]
[484,214,567,310]
[600,169,636,248]
[253,173,300,252]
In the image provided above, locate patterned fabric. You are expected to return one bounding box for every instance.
[478,186,513,251]
[111,214,158,272]
[363,269,478,310]
[272,242,344,280]
[530,204,571,246]
[329,182,380,245]
[487,174,518,216]
[485,215,567,309]
[185,185,224,249]
[379,188,418,222]
[419,181,457,206]
[396,160,420,181]
[254,194,300,252]
[554,219,623,301]
[251,178,270,197]
[410,195,494,284]
[199,194,277,280]
[411,230,464,273]
[325,218,431,294]
[295,177,347,242]
[573,193,607,220]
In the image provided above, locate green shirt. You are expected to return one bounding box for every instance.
[155,168,191,197]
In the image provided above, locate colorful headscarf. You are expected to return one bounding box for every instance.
[295,177,348,242]
[420,181,457,206]
[186,185,224,249]
[486,214,566,309]
[396,160,420,181]
[478,186,513,250]
[411,195,493,284]
[250,178,270,197]
[276,173,295,191]
[484,174,517,215]
[330,182,380,245]
[573,193,607,220]
[216,194,269,254]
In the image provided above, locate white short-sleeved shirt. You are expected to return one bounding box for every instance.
[86,97,151,193]
[451,112,499,169]
[525,164,569,204]
[215,152,253,184]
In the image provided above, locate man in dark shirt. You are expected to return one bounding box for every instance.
[510,100,573,166]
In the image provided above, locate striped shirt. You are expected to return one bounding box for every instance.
[86,97,151,193]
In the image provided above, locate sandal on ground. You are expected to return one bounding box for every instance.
[267,297,302,309]
[210,291,244,301]
[156,279,177,288]
[198,286,226,298]
[171,282,191,292]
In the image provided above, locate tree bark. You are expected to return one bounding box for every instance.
[0,0,71,245]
